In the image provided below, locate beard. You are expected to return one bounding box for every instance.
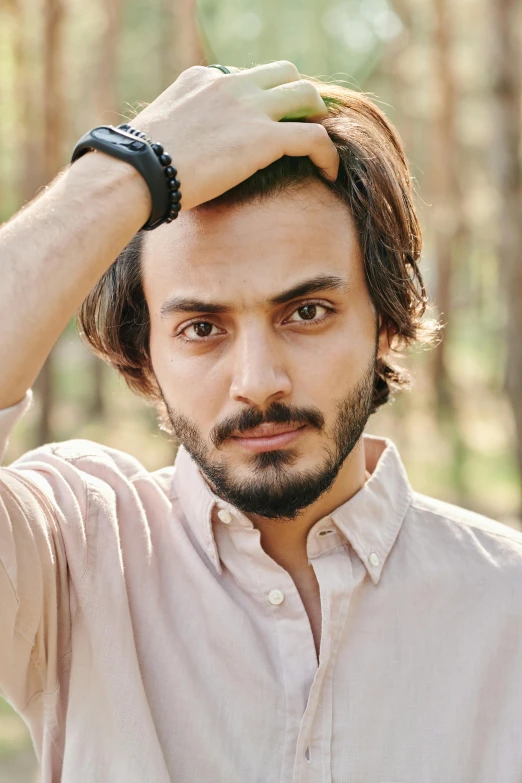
[165,354,376,521]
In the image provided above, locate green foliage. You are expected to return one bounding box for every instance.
[0,699,32,760]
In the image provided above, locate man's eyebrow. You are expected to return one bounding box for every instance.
[160,297,233,318]
[269,274,349,305]
[159,274,349,318]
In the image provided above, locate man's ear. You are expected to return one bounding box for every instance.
[377,316,395,360]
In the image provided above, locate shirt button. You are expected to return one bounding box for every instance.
[268,589,285,606]
[217,509,232,524]
[369,552,380,567]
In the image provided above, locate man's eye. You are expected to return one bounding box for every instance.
[182,321,217,339]
[288,303,328,322]
[194,322,213,337]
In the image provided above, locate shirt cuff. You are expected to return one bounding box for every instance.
[0,390,33,462]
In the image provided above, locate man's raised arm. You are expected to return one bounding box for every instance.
[0,61,338,411]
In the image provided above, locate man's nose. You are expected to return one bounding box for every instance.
[229,327,292,407]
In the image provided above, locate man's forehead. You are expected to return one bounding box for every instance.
[144,182,356,254]
[141,184,361,303]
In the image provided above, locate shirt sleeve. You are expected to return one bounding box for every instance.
[0,392,73,716]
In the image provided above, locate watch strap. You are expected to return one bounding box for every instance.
[71,126,170,230]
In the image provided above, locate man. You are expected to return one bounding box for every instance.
[1,61,521,783]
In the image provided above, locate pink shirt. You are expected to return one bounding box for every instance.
[1,392,522,783]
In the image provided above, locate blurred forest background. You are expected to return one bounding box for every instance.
[0,0,521,778]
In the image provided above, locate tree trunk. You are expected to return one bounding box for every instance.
[3,0,42,211]
[429,0,470,501]
[161,0,206,87]
[95,0,123,125]
[490,0,522,508]
[43,0,64,181]
[431,0,461,411]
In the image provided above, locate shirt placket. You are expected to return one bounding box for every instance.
[292,528,354,783]
[220,520,319,782]
[217,512,354,783]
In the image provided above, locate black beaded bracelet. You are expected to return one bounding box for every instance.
[118,123,182,227]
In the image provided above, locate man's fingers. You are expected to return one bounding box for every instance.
[237,60,301,91]
[277,122,340,182]
[260,80,328,122]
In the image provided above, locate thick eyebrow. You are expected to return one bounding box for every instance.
[160,297,232,318]
[269,274,349,305]
[159,274,349,319]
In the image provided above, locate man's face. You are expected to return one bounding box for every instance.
[143,181,387,519]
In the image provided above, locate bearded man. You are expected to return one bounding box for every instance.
[1,62,521,783]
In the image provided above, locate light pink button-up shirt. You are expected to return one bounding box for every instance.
[1,392,522,783]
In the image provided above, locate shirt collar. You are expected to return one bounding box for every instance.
[329,435,412,584]
[171,435,412,584]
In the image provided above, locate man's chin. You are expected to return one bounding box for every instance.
[202,463,338,521]
[223,446,304,474]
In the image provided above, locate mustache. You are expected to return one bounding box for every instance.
[210,402,325,449]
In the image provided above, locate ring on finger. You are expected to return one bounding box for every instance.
[207,64,231,74]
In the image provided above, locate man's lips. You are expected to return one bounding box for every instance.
[229,423,307,453]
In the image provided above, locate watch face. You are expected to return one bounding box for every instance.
[92,126,146,151]
[92,126,120,143]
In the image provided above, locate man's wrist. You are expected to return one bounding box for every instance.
[66,149,153,232]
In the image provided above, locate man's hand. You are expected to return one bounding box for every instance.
[133,61,340,211]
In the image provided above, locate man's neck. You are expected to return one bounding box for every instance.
[249,438,369,574]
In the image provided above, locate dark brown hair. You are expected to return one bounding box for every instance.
[78,82,439,414]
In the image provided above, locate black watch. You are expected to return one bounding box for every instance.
[71,125,180,230]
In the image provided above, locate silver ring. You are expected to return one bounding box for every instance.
[207,64,231,74]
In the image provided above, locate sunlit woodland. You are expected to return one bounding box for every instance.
[0,0,521,777]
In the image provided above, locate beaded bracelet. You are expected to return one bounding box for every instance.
[118,123,181,226]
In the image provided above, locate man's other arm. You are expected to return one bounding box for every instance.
[0,154,150,410]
